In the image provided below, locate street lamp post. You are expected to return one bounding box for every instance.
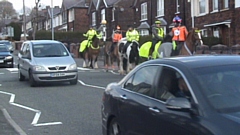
[51,0,54,40]
[23,0,26,41]
[101,20,107,42]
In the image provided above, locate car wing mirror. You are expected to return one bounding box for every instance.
[165,97,191,111]
[70,53,75,58]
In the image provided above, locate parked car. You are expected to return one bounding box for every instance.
[18,40,78,87]
[0,44,13,68]
[0,40,13,51]
[102,55,240,135]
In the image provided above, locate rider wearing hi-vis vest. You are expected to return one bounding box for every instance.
[149,20,164,59]
[171,14,188,56]
[122,25,140,56]
[83,26,101,47]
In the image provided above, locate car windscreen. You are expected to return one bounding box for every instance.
[0,44,9,52]
[33,43,69,57]
[194,64,240,113]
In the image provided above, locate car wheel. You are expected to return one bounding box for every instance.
[70,76,78,85]
[29,70,37,87]
[18,69,25,81]
[108,118,122,135]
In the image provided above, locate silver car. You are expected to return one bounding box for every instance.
[18,40,78,87]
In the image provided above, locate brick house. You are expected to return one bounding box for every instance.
[132,0,191,36]
[56,0,90,32]
[191,0,240,46]
[87,0,137,40]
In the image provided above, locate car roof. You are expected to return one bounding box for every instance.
[144,55,240,68]
[25,40,62,44]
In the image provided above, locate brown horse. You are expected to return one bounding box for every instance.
[158,27,203,58]
[79,35,102,69]
[178,27,203,56]
[103,41,119,71]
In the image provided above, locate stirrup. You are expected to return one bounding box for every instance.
[148,56,152,60]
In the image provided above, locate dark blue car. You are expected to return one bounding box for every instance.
[0,44,13,68]
[102,55,240,135]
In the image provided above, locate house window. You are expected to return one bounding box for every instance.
[92,12,96,26]
[213,27,219,38]
[201,29,208,37]
[101,9,105,22]
[212,0,218,11]
[176,0,180,13]
[199,0,206,14]
[235,0,240,8]
[157,0,164,16]
[223,0,228,9]
[141,3,147,20]
[62,11,67,23]
[139,29,149,36]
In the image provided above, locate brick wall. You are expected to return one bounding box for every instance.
[74,8,89,32]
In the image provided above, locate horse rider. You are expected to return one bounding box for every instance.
[83,26,100,47]
[122,25,140,57]
[149,20,165,60]
[108,25,122,55]
[171,14,188,56]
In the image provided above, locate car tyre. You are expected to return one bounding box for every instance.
[29,70,37,87]
[70,76,78,85]
[18,69,25,81]
[108,118,122,135]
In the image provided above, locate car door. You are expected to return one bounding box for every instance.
[18,43,27,76]
[148,66,210,135]
[21,43,32,77]
[117,65,161,135]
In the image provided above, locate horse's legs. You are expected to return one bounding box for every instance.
[118,55,124,75]
[94,55,99,69]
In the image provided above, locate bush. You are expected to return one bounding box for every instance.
[202,36,222,47]
[35,31,86,43]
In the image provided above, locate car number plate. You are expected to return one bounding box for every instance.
[0,60,3,63]
[50,73,65,77]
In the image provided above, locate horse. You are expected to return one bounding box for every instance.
[103,41,120,71]
[79,35,102,69]
[155,27,203,59]
[118,38,140,75]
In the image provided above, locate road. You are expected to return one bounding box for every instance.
[0,58,124,135]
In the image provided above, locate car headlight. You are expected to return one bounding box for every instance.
[33,65,46,71]
[68,63,77,70]
[5,56,13,60]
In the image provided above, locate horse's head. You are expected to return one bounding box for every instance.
[188,28,203,47]
[92,34,103,47]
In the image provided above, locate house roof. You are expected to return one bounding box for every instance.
[103,0,121,7]
[63,0,88,9]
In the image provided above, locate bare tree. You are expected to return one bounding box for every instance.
[0,0,16,20]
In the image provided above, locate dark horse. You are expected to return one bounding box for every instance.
[79,35,102,68]
[118,39,139,75]
[103,41,120,71]
[158,27,203,58]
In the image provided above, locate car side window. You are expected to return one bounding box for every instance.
[155,67,191,102]
[124,66,159,97]
[20,44,27,55]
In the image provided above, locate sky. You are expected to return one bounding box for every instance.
[7,0,63,13]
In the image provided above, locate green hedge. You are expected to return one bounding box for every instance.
[34,31,86,43]
[202,36,222,47]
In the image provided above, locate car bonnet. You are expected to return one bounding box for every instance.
[33,56,75,67]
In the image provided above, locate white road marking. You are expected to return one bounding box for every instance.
[77,67,92,70]
[0,73,4,75]
[0,91,62,127]
[6,68,18,72]
[78,80,105,90]
[11,72,18,74]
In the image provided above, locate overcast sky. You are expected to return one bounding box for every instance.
[8,0,62,12]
